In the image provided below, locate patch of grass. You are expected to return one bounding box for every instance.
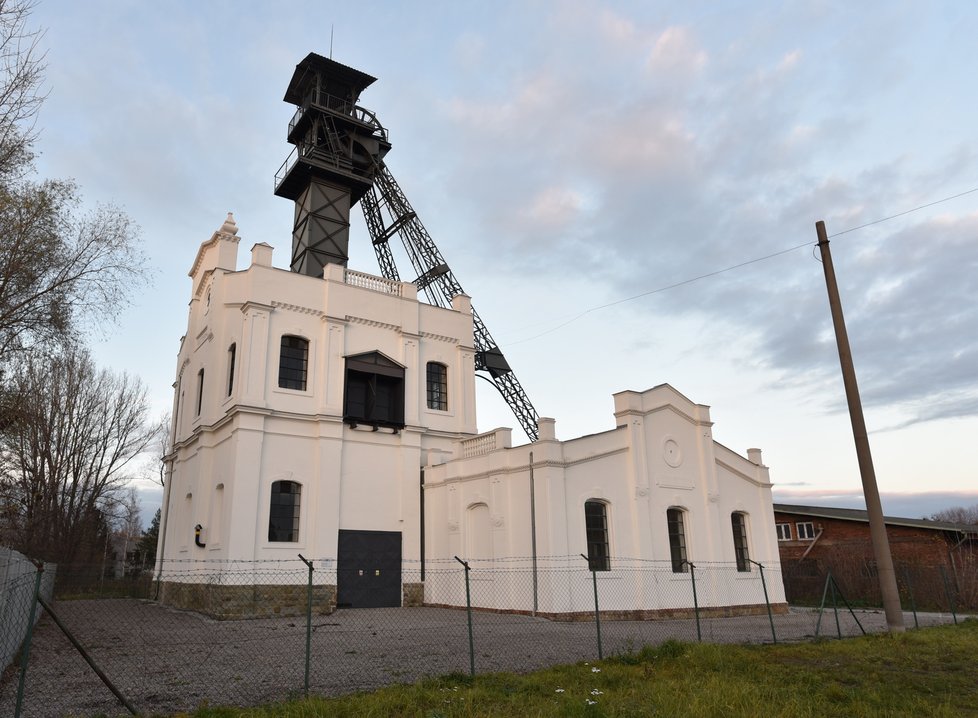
[183,620,978,718]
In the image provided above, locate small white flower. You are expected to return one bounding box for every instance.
[590,689,603,695]
[586,698,598,705]
[591,667,601,673]
[555,688,565,693]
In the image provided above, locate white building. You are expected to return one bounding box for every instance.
[157,214,786,617]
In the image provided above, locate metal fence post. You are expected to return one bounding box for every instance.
[682,560,701,642]
[580,554,602,660]
[902,567,918,629]
[939,564,958,625]
[14,562,43,718]
[454,556,475,676]
[829,573,842,638]
[298,554,314,695]
[749,559,776,644]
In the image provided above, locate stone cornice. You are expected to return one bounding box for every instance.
[432,446,629,487]
[420,330,458,343]
[272,300,326,318]
[346,315,401,332]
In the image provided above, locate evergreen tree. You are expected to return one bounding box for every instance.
[136,508,161,569]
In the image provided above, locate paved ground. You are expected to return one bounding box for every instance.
[0,599,966,717]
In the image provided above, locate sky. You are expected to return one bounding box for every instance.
[27,0,978,525]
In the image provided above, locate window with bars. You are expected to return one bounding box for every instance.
[584,500,610,571]
[667,507,688,573]
[426,362,448,410]
[278,336,309,391]
[268,480,301,542]
[731,512,751,572]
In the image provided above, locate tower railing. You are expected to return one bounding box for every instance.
[343,269,402,296]
[287,92,388,142]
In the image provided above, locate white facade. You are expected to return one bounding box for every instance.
[159,215,476,574]
[159,215,785,613]
[424,387,786,614]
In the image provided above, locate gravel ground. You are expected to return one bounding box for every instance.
[0,599,965,718]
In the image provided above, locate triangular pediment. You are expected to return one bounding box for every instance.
[345,351,404,377]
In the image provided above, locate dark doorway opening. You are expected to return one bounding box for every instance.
[336,529,402,608]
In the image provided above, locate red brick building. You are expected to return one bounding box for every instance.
[773,503,978,610]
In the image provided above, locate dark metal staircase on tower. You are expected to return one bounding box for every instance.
[275,53,540,441]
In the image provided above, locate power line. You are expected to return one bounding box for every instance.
[507,185,978,346]
[510,242,809,345]
[827,187,978,238]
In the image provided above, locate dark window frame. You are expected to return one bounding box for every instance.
[195,368,204,416]
[584,500,610,572]
[732,512,751,572]
[667,507,688,573]
[227,343,236,396]
[426,361,448,411]
[278,335,309,391]
[796,521,816,540]
[343,352,406,429]
[268,480,302,542]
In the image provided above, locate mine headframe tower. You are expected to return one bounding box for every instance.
[275,53,540,441]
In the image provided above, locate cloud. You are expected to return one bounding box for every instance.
[428,2,978,434]
[646,27,708,76]
[773,488,978,521]
[521,186,590,230]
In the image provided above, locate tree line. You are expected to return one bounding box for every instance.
[0,0,159,568]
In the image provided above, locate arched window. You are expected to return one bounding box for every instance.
[731,512,751,572]
[584,500,610,571]
[195,369,204,416]
[426,362,448,410]
[466,503,492,560]
[279,336,309,390]
[667,507,688,573]
[227,343,236,396]
[268,481,301,542]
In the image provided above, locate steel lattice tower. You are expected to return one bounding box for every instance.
[276,53,540,441]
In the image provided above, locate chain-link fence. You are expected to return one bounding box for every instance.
[1,555,968,718]
[781,555,975,619]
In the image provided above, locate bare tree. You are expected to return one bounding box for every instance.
[0,0,46,180]
[0,1,147,372]
[931,504,978,526]
[0,182,146,358]
[0,347,161,564]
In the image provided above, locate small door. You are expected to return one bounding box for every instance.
[336,529,402,608]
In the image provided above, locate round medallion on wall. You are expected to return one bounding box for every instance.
[663,438,683,468]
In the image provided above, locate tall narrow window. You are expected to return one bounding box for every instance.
[466,503,492,560]
[174,375,183,436]
[195,369,204,416]
[426,362,448,410]
[268,481,301,542]
[667,508,688,573]
[227,343,236,396]
[731,512,750,572]
[278,336,309,390]
[584,500,610,571]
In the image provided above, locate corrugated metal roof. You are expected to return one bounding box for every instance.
[773,503,978,534]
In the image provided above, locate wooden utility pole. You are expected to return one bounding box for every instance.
[815,220,905,633]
